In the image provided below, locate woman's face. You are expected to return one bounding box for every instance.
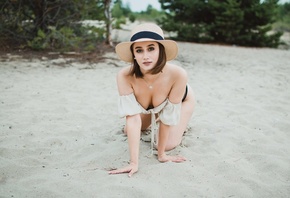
[132,41,160,73]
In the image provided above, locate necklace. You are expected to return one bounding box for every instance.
[142,72,162,89]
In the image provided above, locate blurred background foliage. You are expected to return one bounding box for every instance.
[0,0,289,52]
[0,0,108,52]
[158,0,289,48]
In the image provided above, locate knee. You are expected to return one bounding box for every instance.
[165,140,181,151]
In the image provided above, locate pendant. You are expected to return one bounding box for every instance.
[148,85,153,89]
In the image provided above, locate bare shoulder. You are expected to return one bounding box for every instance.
[166,63,187,79]
[116,66,133,95]
[166,63,188,102]
[117,66,131,79]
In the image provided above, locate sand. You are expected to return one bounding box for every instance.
[0,40,290,197]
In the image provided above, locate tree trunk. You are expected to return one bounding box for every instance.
[104,0,113,46]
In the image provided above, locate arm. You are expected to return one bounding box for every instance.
[126,114,141,166]
[109,68,141,177]
[158,66,187,162]
[109,114,141,177]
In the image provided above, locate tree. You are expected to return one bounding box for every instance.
[0,0,110,51]
[104,0,113,45]
[1,0,83,40]
[237,0,282,47]
[111,0,131,18]
[275,2,290,32]
[211,0,244,44]
[111,0,135,28]
[159,0,282,47]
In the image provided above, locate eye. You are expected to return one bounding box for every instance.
[135,49,143,53]
[148,47,155,51]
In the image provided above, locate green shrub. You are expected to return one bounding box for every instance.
[27,25,104,52]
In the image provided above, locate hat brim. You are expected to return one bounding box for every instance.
[115,39,178,63]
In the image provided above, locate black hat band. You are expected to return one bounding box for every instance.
[130,31,164,42]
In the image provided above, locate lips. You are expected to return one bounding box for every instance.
[142,61,152,66]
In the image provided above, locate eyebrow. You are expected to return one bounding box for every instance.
[134,43,155,49]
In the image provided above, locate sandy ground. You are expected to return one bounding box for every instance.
[1,32,290,198]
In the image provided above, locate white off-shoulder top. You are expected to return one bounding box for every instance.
[118,93,181,154]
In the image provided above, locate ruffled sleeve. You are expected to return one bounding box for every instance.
[159,100,181,125]
[118,93,142,117]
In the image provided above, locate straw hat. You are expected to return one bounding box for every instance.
[115,23,178,62]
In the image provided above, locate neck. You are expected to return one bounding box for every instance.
[143,71,161,80]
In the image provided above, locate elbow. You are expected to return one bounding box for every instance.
[126,114,142,128]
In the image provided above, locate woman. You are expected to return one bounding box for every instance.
[109,23,195,177]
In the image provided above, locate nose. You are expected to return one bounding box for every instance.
[143,51,149,60]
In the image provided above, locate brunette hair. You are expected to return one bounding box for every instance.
[129,42,167,78]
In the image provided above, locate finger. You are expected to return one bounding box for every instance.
[109,167,131,175]
[109,169,129,174]
[109,170,128,175]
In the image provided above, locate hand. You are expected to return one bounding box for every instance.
[158,153,186,163]
[108,162,138,177]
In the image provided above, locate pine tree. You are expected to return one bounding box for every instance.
[211,0,244,44]
[159,0,282,47]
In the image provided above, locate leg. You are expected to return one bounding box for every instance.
[162,86,195,151]
[140,114,152,131]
